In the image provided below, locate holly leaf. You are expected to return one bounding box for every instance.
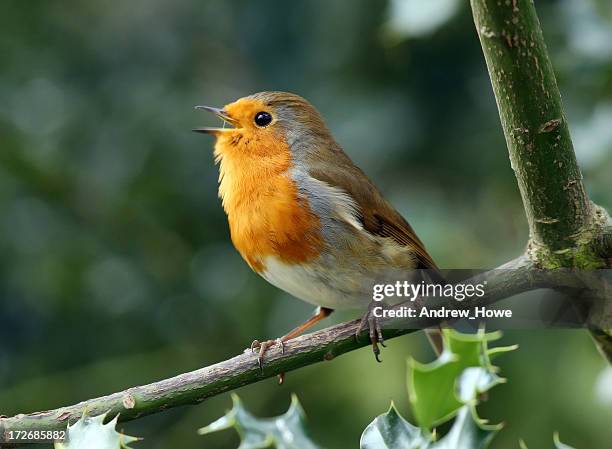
[408,329,516,430]
[553,433,577,449]
[457,367,505,404]
[519,433,578,449]
[198,393,321,449]
[429,406,499,449]
[360,402,428,449]
[359,403,499,449]
[54,412,140,449]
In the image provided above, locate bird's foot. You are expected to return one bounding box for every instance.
[250,338,285,370]
[356,303,387,362]
[250,338,287,384]
[248,307,333,385]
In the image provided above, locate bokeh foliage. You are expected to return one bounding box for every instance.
[0,1,610,448]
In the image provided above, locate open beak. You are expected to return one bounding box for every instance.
[193,105,240,134]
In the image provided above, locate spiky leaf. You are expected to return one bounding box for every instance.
[360,403,427,449]
[198,394,321,449]
[553,433,577,449]
[359,403,499,449]
[430,406,499,449]
[457,367,505,404]
[519,433,578,449]
[54,412,139,449]
[408,329,515,429]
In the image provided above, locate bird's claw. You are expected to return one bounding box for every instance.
[373,343,382,363]
[249,338,285,373]
[250,339,261,354]
[356,303,387,362]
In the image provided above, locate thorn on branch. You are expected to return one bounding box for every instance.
[535,217,560,224]
[480,26,496,38]
[538,118,562,133]
[122,393,136,410]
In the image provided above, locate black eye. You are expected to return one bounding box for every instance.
[254,111,272,127]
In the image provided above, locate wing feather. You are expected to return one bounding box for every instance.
[305,145,437,269]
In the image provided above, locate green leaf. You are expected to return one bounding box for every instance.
[361,329,515,449]
[457,367,505,404]
[430,406,499,449]
[487,344,519,360]
[54,412,140,449]
[198,394,322,449]
[554,432,577,449]
[360,402,428,449]
[359,403,499,449]
[519,433,578,449]
[408,329,514,430]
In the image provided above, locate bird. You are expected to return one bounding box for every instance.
[194,91,443,373]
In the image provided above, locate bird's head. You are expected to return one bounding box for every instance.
[194,91,334,164]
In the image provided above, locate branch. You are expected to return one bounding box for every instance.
[470,0,594,253]
[1,258,538,445]
[469,0,612,360]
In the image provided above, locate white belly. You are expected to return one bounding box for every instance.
[260,256,370,310]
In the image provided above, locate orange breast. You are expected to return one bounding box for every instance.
[215,132,324,273]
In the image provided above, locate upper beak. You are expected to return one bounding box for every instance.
[193,105,239,134]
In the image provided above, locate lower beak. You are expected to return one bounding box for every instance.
[193,105,239,134]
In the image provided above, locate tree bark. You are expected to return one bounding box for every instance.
[470,0,596,255]
[470,0,611,358]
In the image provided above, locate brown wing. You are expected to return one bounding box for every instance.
[306,145,437,269]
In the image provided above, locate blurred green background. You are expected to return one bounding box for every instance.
[0,0,611,448]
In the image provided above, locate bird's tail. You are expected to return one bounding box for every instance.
[421,267,447,355]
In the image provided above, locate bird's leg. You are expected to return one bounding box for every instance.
[250,307,334,378]
[356,302,387,362]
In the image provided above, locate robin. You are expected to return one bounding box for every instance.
[194,92,442,372]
